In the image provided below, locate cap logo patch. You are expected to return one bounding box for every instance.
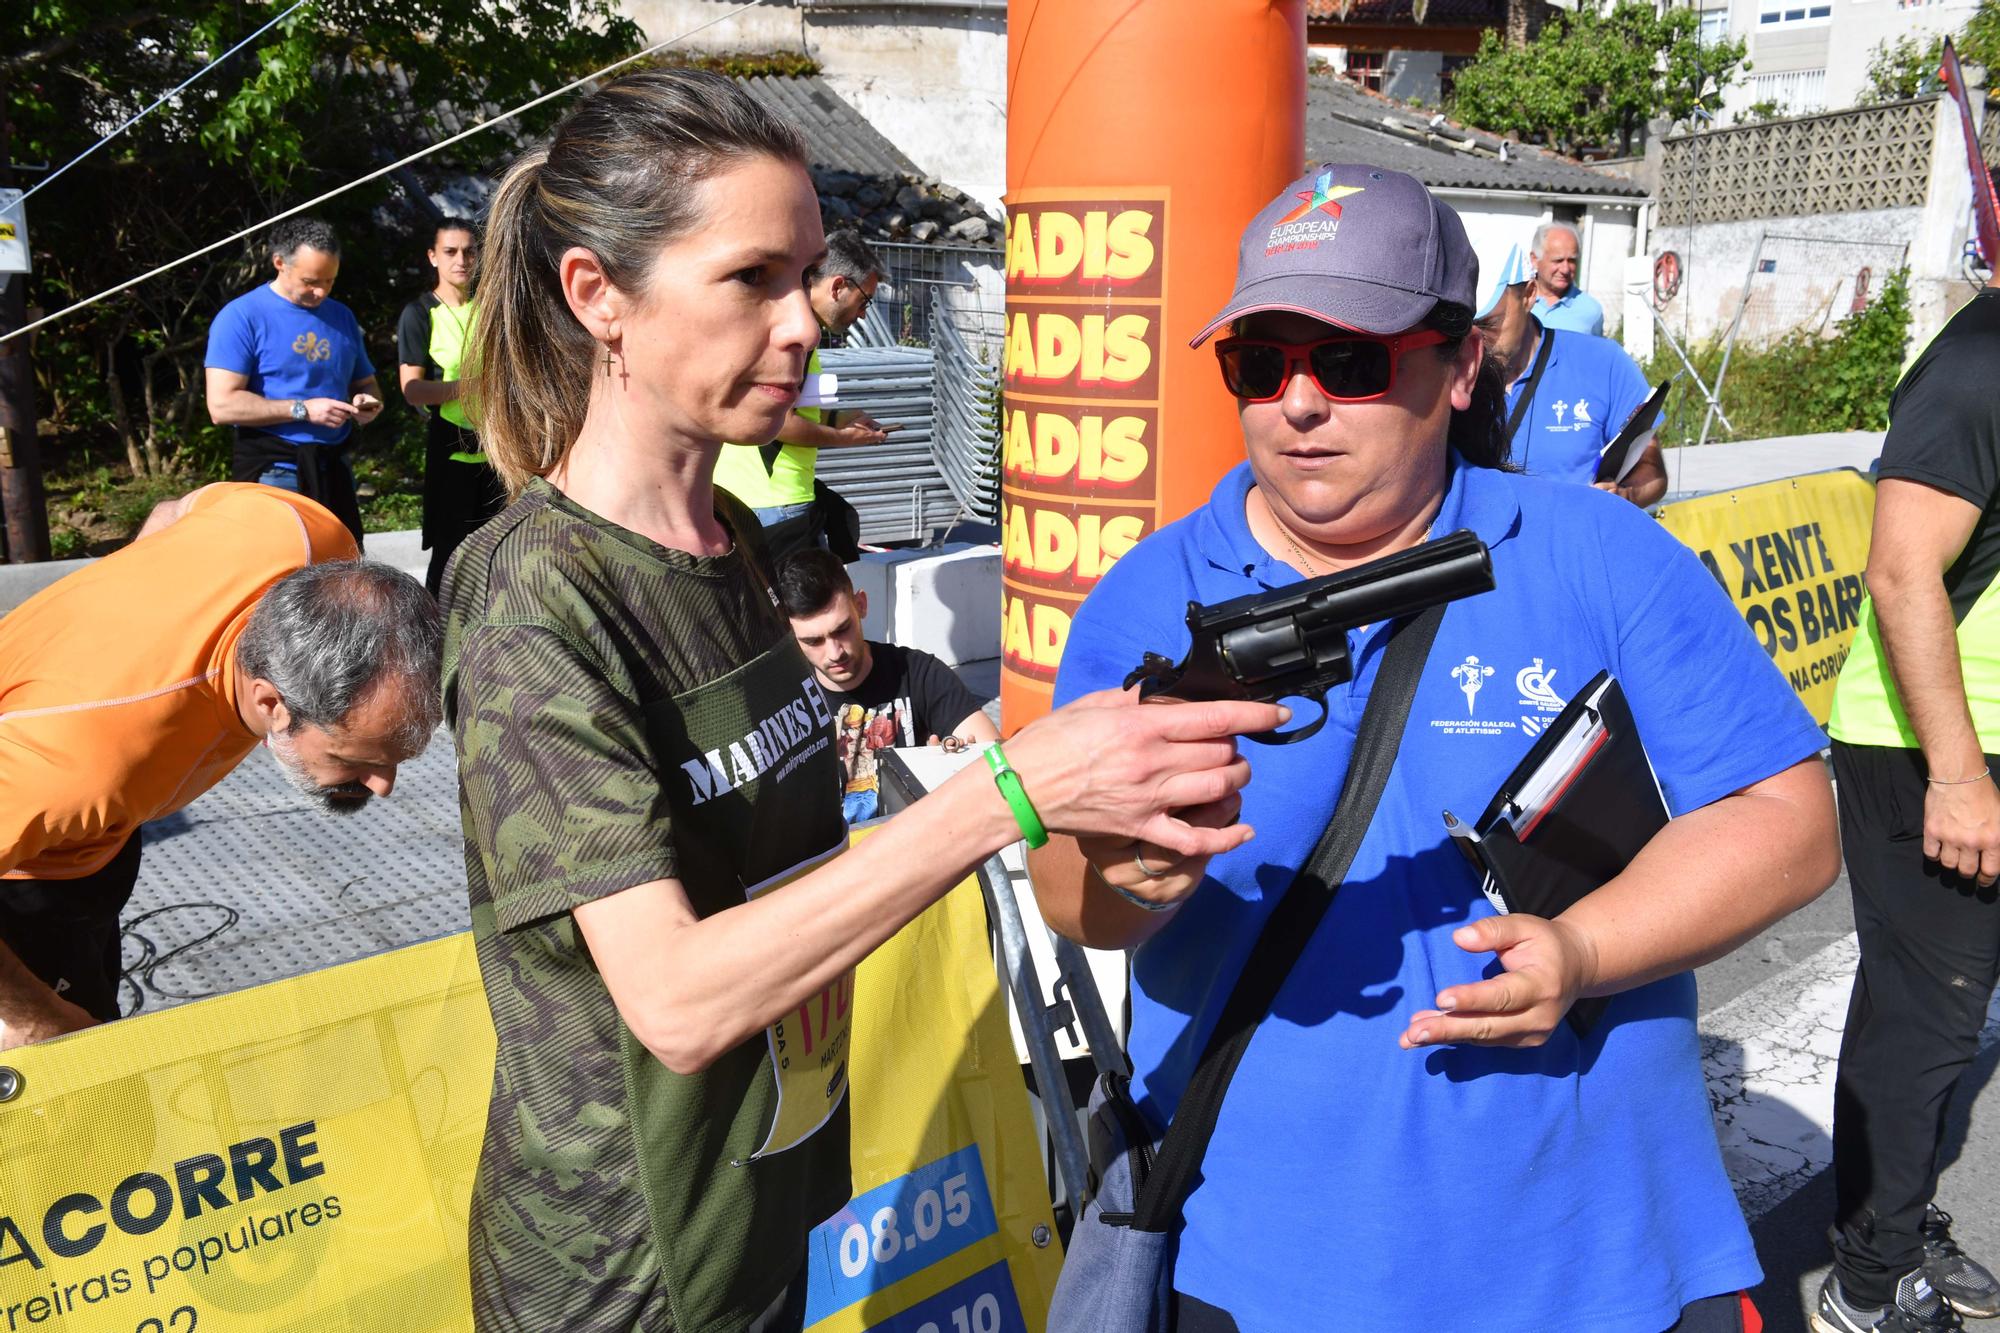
[1267,172,1364,256]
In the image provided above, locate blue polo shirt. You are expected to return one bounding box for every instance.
[1505,327,1650,485]
[1533,286,1606,336]
[1054,457,1824,1332]
[204,284,375,447]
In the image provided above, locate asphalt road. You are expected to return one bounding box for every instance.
[1699,860,2000,1332]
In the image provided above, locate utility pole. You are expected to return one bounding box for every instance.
[0,75,50,563]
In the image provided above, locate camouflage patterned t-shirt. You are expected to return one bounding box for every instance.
[441,480,851,1332]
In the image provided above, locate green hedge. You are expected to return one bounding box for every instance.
[1645,269,1910,446]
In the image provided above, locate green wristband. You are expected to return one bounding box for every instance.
[983,743,1049,849]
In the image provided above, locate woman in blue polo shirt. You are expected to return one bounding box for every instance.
[1028,166,1838,1333]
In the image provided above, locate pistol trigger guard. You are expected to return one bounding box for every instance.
[1249,697,1329,745]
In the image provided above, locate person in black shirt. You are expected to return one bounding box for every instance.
[776,548,999,822]
[1818,280,2000,1332]
[397,218,506,595]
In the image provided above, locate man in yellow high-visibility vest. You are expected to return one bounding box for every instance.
[713,229,889,562]
[398,218,505,594]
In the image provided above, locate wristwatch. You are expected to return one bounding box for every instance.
[290,399,307,422]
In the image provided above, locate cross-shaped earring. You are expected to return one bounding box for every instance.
[602,343,616,377]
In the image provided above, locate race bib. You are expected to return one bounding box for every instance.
[744,844,853,1159]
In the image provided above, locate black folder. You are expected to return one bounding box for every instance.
[1594,379,1673,484]
[1441,671,1669,1035]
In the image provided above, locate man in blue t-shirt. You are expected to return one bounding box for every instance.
[1479,243,1664,506]
[1028,163,1838,1332]
[1528,220,1606,335]
[204,216,383,544]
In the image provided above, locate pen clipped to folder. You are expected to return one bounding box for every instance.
[1442,671,1669,1035]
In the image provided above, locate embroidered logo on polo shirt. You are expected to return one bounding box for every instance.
[1430,654,1519,737]
[1450,655,1494,715]
[1516,657,1568,736]
[1546,398,1592,435]
[1516,659,1564,710]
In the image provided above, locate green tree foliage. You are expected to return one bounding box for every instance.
[1644,270,1912,444]
[1449,1,1748,156]
[1866,32,1946,101]
[1862,0,2000,103]
[5,0,640,483]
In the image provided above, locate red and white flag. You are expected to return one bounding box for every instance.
[1940,37,2000,270]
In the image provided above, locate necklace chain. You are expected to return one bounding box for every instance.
[1278,524,1322,576]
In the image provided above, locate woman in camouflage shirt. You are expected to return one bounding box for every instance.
[440,69,1283,1332]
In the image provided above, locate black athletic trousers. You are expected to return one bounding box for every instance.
[1830,741,2000,1308]
[0,833,143,1022]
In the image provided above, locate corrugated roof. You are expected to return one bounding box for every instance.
[1307,0,1507,25]
[1305,75,1648,198]
[737,74,922,179]
[732,73,999,244]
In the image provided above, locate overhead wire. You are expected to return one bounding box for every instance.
[0,0,770,348]
[17,0,314,207]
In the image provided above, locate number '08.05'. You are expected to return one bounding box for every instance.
[835,1172,974,1277]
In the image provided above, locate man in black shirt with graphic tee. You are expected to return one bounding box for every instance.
[1820,280,2000,1333]
[776,549,998,823]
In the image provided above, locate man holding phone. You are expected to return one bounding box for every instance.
[205,216,384,545]
[713,228,891,563]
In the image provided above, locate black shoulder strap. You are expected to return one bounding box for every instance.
[1130,602,1446,1232]
[1505,327,1557,444]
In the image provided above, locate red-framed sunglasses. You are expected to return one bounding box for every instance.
[1214,328,1450,403]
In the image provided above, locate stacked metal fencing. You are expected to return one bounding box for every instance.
[929,291,1001,525]
[819,290,1001,544]
[814,345,952,545]
[870,240,1006,356]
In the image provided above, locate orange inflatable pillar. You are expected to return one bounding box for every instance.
[1000,0,1306,731]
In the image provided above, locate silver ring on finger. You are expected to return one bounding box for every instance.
[1133,848,1169,878]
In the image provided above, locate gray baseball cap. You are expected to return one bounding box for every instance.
[1189,164,1480,347]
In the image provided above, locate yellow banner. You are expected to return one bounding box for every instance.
[802,856,1062,1333]
[1658,469,1877,724]
[0,935,492,1332]
[0,861,1059,1332]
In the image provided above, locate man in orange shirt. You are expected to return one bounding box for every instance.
[0,483,443,1049]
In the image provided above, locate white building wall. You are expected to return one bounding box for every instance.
[619,0,1008,214]
[622,0,807,52]
[807,12,1008,214]
[1713,0,1983,119]
[1383,50,1446,102]
[1649,205,1923,344]
[1825,0,1980,109]
[1309,46,1448,103]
